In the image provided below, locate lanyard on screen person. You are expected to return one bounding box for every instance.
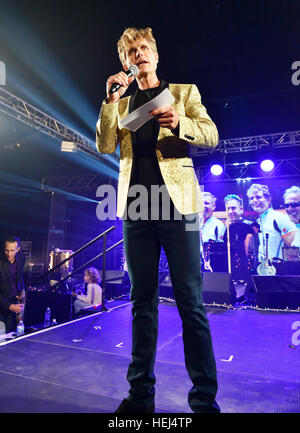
[225,206,232,274]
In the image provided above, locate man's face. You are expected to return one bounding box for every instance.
[125,38,158,77]
[226,199,243,222]
[203,196,216,219]
[248,190,271,215]
[4,241,20,263]
[284,192,300,223]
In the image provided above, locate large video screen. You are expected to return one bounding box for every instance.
[200,178,300,279]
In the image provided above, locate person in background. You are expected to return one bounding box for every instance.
[224,193,256,267]
[200,192,226,242]
[199,192,225,272]
[223,195,255,305]
[73,267,102,314]
[246,184,297,262]
[0,236,25,333]
[224,194,252,225]
[283,186,300,248]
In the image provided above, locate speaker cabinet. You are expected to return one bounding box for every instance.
[100,270,130,298]
[202,272,232,304]
[158,271,233,304]
[252,275,300,309]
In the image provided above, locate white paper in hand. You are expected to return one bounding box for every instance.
[119,88,175,132]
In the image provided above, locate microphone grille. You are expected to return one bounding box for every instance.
[129,64,139,76]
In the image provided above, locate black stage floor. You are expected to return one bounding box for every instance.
[0,300,299,413]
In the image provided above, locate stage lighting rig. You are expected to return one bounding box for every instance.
[61,141,77,153]
[260,159,275,172]
[210,164,223,176]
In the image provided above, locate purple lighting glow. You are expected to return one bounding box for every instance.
[210,164,223,176]
[260,159,275,172]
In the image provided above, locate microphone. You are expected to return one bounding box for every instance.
[109,65,139,94]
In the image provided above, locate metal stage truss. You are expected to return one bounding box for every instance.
[197,157,300,183]
[41,173,112,191]
[43,157,300,190]
[191,130,300,156]
[0,87,119,168]
[1,87,299,186]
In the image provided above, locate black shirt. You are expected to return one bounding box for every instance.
[126,80,176,219]
[223,222,254,253]
[129,81,166,191]
[0,253,25,311]
[8,260,17,298]
[223,221,254,278]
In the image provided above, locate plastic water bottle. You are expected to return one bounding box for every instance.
[44,307,51,327]
[17,320,24,336]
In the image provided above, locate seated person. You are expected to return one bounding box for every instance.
[73,267,102,314]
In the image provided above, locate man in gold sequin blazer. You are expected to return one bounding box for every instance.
[97,70,218,219]
[96,27,220,414]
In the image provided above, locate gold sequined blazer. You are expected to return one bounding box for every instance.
[96,82,218,218]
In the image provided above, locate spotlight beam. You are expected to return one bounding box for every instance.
[0,87,119,170]
[0,170,99,203]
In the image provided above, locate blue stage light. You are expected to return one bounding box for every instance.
[210,164,223,176]
[260,159,274,172]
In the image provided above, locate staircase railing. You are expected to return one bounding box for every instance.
[30,226,124,311]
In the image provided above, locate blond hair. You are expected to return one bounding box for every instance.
[283,185,300,201]
[246,183,272,200]
[203,191,217,205]
[117,27,158,66]
[85,267,101,284]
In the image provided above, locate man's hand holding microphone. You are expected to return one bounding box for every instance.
[106,65,138,104]
[105,64,179,131]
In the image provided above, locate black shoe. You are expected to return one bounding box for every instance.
[114,398,155,413]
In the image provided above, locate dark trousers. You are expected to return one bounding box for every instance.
[0,309,17,334]
[123,214,220,413]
